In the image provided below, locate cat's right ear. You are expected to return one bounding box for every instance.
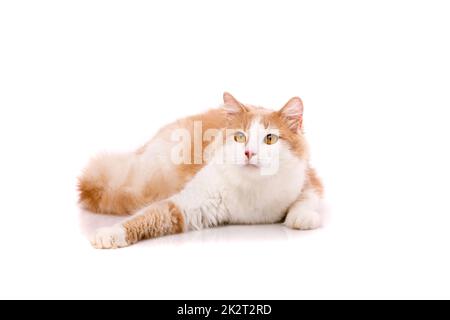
[222,92,248,114]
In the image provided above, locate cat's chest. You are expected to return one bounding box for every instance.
[173,161,306,227]
[222,171,305,224]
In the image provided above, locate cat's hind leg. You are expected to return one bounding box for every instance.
[78,139,178,216]
[90,174,228,248]
[78,153,148,215]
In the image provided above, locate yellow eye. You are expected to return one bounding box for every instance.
[264,134,279,145]
[234,131,247,143]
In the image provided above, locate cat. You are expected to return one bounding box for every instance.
[79,92,323,249]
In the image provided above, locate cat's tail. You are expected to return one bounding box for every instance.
[78,153,146,215]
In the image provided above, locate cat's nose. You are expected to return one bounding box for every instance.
[245,150,256,159]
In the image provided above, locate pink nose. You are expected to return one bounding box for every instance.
[245,150,255,159]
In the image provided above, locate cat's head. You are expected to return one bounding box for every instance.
[218,92,308,177]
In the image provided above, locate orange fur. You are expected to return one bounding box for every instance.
[123,201,184,244]
[263,111,308,159]
[78,174,145,215]
[307,168,324,196]
[78,159,184,215]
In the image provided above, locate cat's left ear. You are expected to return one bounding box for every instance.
[278,97,304,132]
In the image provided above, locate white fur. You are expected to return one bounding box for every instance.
[284,189,321,230]
[90,224,128,249]
[171,120,309,230]
[246,118,261,157]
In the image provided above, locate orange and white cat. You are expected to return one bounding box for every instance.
[79,93,323,249]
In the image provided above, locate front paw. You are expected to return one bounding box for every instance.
[284,208,321,230]
[90,225,129,249]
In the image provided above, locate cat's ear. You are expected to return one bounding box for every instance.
[279,97,304,132]
[222,92,248,114]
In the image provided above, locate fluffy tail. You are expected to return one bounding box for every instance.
[78,153,147,215]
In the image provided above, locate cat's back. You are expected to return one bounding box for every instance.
[136,108,229,199]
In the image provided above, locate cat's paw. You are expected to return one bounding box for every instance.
[90,225,129,249]
[284,208,321,230]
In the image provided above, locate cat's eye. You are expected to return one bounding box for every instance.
[264,134,279,145]
[233,131,247,143]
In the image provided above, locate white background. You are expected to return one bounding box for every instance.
[1,0,449,299]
